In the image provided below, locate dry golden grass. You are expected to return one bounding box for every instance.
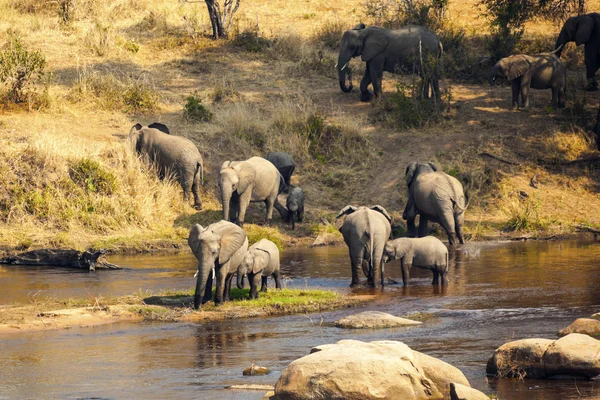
[0,0,599,254]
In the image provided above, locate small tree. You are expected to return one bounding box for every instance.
[184,0,241,39]
[0,37,46,103]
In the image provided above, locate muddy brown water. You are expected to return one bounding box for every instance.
[1,240,600,399]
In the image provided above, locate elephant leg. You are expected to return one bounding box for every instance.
[455,212,465,245]
[237,191,252,226]
[202,271,213,304]
[551,87,558,107]
[362,260,373,286]
[372,241,386,287]
[439,211,457,246]
[192,170,202,210]
[511,80,520,109]
[558,87,566,108]
[298,205,304,222]
[441,271,449,285]
[432,74,440,100]
[249,273,261,299]
[401,259,411,286]
[273,272,281,289]
[224,273,234,302]
[369,57,385,98]
[418,216,429,238]
[214,268,227,305]
[260,275,268,292]
[520,79,530,109]
[229,197,239,223]
[349,245,364,287]
[360,65,373,102]
[406,217,417,237]
[264,192,277,225]
[432,270,439,285]
[584,45,599,91]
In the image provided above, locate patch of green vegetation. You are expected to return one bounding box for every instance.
[183,91,213,122]
[244,224,284,251]
[504,196,550,232]
[231,23,270,52]
[69,158,118,195]
[0,36,46,103]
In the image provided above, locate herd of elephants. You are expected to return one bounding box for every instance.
[128,13,600,310]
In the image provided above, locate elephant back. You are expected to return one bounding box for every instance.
[250,238,280,273]
[414,172,465,214]
[245,157,280,197]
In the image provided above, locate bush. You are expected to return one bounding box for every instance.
[438,24,490,81]
[231,23,271,52]
[69,158,118,196]
[84,20,116,57]
[313,21,346,49]
[504,195,548,232]
[183,92,213,122]
[364,0,448,30]
[0,36,46,103]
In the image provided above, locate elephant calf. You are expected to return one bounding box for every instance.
[488,51,567,110]
[237,238,281,299]
[130,123,204,209]
[383,236,449,286]
[286,186,305,230]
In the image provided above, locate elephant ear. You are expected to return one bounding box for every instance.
[148,122,170,135]
[188,224,206,260]
[506,57,529,80]
[362,29,389,62]
[405,162,417,186]
[252,249,271,274]
[218,223,247,265]
[576,15,593,46]
[336,205,358,219]
[237,162,256,194]
[370,205,392,223]
[221,161,232,170]
[427,162,438,171]
[353,23,366,30]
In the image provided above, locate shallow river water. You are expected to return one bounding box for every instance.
[1,240,600,399]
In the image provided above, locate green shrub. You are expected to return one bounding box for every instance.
[122,77,158,113]
[231,23,270,52]
[0,36,46,103]
[313,21,346,49]
[69,158,118,196]
[364,0,448,30]
[183,92,213,122]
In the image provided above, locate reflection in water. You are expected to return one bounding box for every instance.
[0,240,600,399]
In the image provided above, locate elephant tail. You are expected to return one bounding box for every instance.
[438,41,444,58]
[452,191,469,214]
[195,161,204,186]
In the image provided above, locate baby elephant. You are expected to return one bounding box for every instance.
[237,238,281,299]
[488,50,566,109]
[383,236,449,286]
[286,186,305,229]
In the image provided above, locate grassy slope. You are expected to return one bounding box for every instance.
[0,0,599,253]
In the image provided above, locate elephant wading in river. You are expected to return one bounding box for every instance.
[237,238,281,299]
[129,123,204,209]
[337,205,392,287]
[555,13,600,91]
[403,162,467,246]
[383,236,449,286]
[338,23,443,101]
[188,221,248,309]
[219,157,282,226]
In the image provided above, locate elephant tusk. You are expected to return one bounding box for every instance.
[194,270,198,278]
[212,268,215,279]
[341,63,349,71]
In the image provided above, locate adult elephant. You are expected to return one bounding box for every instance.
[265,152,295,191]
[219,157,281,226]
[338,23,443,102]
[188,221,248,309]
[403,162,467,246]
[555,13,600,91]
[336,205,392,287]
[129,123,204,209]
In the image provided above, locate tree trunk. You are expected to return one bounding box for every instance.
[0,249,119,271]
[204,0,240,39]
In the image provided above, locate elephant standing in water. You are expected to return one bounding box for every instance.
[188,221,248,309]
[237,238,281,299]
[129,123,204,209]
[338,24,443,101]
[403,162,467,246]
[383,236,449,286]
[555,13,600,91]
[337,205,392,287]
[219,157,282,226]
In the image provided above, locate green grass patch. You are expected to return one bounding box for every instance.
[244,224,284,251]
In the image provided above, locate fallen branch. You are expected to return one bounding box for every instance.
[479,152,520,165]
[0,249,120,271]
[538,155,600,165]
[576,225,600,235]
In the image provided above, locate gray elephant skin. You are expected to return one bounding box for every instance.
[403,162,467,246]
[337,205,392,287]
[555,13,600,91]
[286,186,304,230]
[219,157,281,226]
[488,52,566,109]
[188,221,248,309]
[236,238,281,299]
[383,236,449,286]
[266,152,295,190]
[129,123,204,209]
[338,23,443,102]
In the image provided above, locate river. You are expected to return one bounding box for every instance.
[1,240,599,399]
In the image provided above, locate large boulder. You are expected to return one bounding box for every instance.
[558,318,600,338]
[487,334,600,380]
[449,383,489,400]
[274,339,470,400]
[334,311,422,329]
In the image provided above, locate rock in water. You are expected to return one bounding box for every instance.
[559,318,600,338]
[334,311,422,329]
[275,339,471,400]
[450,383,490,400]
[243,365,270,376]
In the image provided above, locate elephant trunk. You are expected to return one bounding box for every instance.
[488,65,500,86]
[338,52,353,93]
[221,185,232,222]
[237,267,246,289]
[555,31,569,57]
[193,267,211,310]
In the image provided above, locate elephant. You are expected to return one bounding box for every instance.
[594,107,600,150]
[219,157,282,226]
[488,51,567,109]
[236,238,281,299]
[403,162,467,246]
[383,236,449,286]
[129,123,204,210]
[147,122,170,134]
[555,13,600,91]
[265,152,295,191]
[286,186,305,230]
[188,221,248,309]
[338,23,443,102]
[337,205,392,287]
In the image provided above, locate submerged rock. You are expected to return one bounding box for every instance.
[559,318,600,338]
[450,383,490,400]
[275,339,471,400]
[334,311,422,329]
[487,333,600,380]
[243,365,270,376]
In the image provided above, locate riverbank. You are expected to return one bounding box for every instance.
[0,288,365,334]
